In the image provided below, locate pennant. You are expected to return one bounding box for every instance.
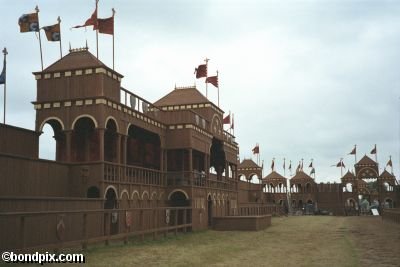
[195,64,207,79]
[95,16,114,35]
[309,161,313,168]
[252,145,259,154]
[0,58,5,85]
[336,160,345,168]
[73,6,97,29]
[296,163,301,172]
[223,114,230,124]
[206,75,219,88]
[231,114,234,129]
[43,23,60,42]
[18,12,39,32]
[271,160,274,171]
[386,158,392,167]
[349,146,356,155]
[310,167,315,175]
[288,161,292,171]
[370,145,377,154]
[283,160,286,170]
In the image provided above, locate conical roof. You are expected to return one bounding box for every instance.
[341,170,356,180]
[36,48,123,77]
[154,87,209,107]
[356,155,377,166]
[264,171,286,181]
[379,169,395,179]
[238,159,261,169]
[291,170,313,181]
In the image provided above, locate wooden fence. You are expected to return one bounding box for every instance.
[0,207,192,252]
[382,208,400,224]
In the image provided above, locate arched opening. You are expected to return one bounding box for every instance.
[104,119,118,162]
[87,186,100,198]
[208,195,213,227]
[298,200,303,209]
[297,184,302,193]
[127,125,161,169]
[270,183,275,193]
[346,183,353,192]
[305,200,314,215]
[239,174,247,181]
[72,117,98,162]
[249,173,259,184]
[169,190,190,228]
[210,138,226,180]
[39,119,65,161]
[383,182,391,192]
[104,187,118,235]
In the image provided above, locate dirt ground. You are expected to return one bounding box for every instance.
[8,216,400,267]
[344,216,400,267]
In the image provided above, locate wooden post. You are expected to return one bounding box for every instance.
[82,213,88,249]
[183,209,187,233]
[174,209,178,236]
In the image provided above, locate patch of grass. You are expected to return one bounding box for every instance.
[15,216,400,267]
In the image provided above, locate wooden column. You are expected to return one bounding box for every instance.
[116,133,121,163]
[121,134,127,165]
[98,128,105,162]
[64,130,72,162]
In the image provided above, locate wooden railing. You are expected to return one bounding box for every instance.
[236,204,283,216]
[382,208,400,224]
[166,171,237,191]
[104,162,166,186]
[0,207,192,252]
[120,87,162,120]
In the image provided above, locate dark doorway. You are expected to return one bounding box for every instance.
[169,191,190,228]
[210,138,226,180]
[104,188,118,235]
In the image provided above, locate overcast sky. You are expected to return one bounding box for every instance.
[1,0,399,183]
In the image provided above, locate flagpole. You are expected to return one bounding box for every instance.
[283,158,286,177]
[217,70,220,107]
[205,58,209,98]
[58,16,62,59]
[2,48,7,124]
[96,0,99,59]
[112,8,115,70]
[354,144,357,165]
[340,158,343,177]
[36,6,44,71]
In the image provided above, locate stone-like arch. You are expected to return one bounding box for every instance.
[131,190,141,200]
[120,189,129,200]
[39,116,65,132]
[105,116,120,132]
[168,189,189,200]
[104,185,118,199]
[71,114,98,129]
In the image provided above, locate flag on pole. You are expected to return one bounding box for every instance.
[95,16,114,35]
[206,75,219,88]
[349,146,356,155]
[231,114,234,129]
[309,161,313,168]
[72,5,97,29]
[252,144,259,154]
[288,161,292,172]
[18,13,39,32]
[310,167,315,175]
[271,159,274,171]
[283,160,286,170]
[195,64,207,78]
[296,162,301,172]
[42,23,60,41]
[223,114,230,124]
[386,158,393,167]
[370,145,377,154]
[336,160,345,168]
[0,58,5,85]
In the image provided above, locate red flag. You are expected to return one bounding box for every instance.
[370,145,377,154]
[349,146,356,155]
[95,16,114,35]
[252,144,259,154]
[195,64,207,78]
[73,6,97,29]
[18,12,39,32]
[231,114,234,129]
[206,75,219,88]
[271,160,274,171]
[223,114,230,124]
[43,23,60,41]
[309,161,313,168]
